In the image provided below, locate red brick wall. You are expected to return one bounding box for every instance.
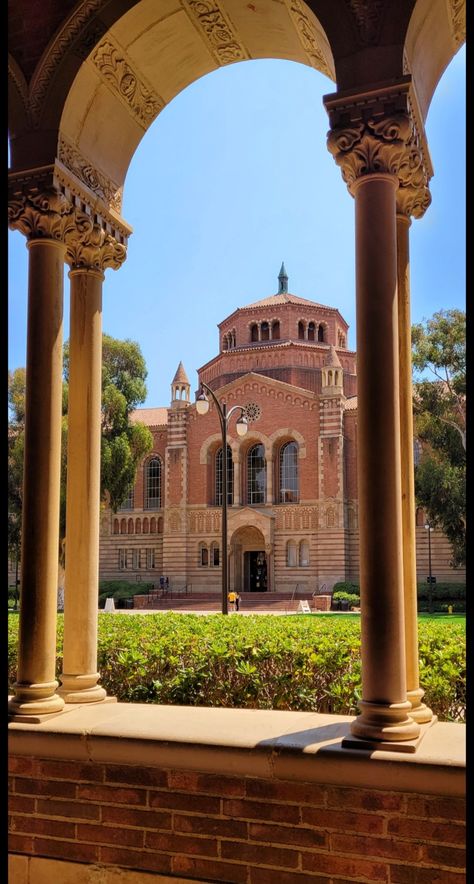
[9,756,465,883]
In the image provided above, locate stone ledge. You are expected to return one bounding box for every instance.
[9,703,465,798]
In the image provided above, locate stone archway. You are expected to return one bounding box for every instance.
[230,525,267,594]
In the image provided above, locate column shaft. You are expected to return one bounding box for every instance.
[233,460,241,506]
[351,173,419,742]
[9,239,66,716]
[397,214,433,722]
[59,269,106,702]
[266,457,273,504]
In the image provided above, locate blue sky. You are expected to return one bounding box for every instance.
[8,46,465,409]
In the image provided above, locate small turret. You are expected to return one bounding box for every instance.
[321,345,343,394]
[171,361,190,408]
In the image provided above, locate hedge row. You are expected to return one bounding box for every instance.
[7,613,465,723]
[332,581,466,611]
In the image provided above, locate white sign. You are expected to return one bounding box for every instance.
[104,597,115,612]
[298,600,311,613]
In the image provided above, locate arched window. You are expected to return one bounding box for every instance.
[150,517,157,533]
[247,444,266,505]
[157,517,164,534]
[128,518,134,535]
[210,541,220,567]
[143,517,149,534]
[318,324,325,342]
[145,457,161,508]
[135,518,141,535]
[261,321,269,341]
[120,518,127,534]
[299,540,309,567]
[215,445,233,505]
[250,323,258,342]
[272,320,280,340]
[286,540,297,567]
[113,519,119,535]
[199,543,209,566]
[298,321,305,340]
[279,441,298,503]
[308,321,316,341]
[222,337,228,351]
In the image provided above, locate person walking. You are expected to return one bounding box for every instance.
[235,592,241,612]
[228,590,236,612]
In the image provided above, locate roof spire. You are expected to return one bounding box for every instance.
[278,262,288,294]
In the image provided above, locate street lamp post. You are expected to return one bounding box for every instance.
[196,382,248,614]
[424,521,434,613]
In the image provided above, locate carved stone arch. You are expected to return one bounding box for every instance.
[240,430,271,460]
[199,433,223,465]
[268,427,307,459]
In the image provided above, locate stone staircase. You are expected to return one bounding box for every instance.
[133,589,321,613]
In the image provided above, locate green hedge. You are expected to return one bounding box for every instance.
[7,613,465,723]
[98,580,154,609]
[332,581,465,611]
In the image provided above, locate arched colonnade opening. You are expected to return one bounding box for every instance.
[8,0,465,750]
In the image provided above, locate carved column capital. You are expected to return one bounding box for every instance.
[324,79,432,219]
[66,214,127,273]
[8,183,76,243]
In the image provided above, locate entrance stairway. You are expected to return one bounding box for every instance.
[133,590,317,613]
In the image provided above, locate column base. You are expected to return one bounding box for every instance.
[407,687,434,723]
[343,714,438,753]
[345,699,421,750]
[58,673,107,704]
[8,681,65,719]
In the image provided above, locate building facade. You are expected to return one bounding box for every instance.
[99,266,461,593]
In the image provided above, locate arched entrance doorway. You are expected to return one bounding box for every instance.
[231,525,269,594]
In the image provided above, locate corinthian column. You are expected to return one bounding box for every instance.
[58,222,127,703]
[396,191,433,724]
[325,82,432,746]
[8,183,76,717]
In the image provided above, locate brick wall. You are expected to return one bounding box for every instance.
[9,756,465,883]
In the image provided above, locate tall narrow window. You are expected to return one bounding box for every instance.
[298,321,305,340]
[279,441,298,503]
[272,320,280,340]
[318,324,325,342]
[247,444,266,505]
[308,321,316,341]
[299,540,309,567]
[286,540,297,566]
[215,445,233,505]
[250,323,258,342]
[145,457,161,508]
[261,321,269,341]
[199,543,209,566]
[211,542,220,566]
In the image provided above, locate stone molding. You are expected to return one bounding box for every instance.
[183,0,249,66]
[28,0,107,127]
[344,0,384,46]
[324,79,432,218]
[8,166,131,269]
[58,135,123,213]
[284,0,333,78]
[92,36,164,130]
[448,0,466,48]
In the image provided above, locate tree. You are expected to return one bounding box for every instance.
[412,309,466,567]
[8,336,154,579]
[63,334,153,513]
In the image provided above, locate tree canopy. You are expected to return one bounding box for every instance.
[8,335,154,568]
[412,309,466,567]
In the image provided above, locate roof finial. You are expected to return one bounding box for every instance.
[278,262,288,294]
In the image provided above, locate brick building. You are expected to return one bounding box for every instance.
[99,265,460,593]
